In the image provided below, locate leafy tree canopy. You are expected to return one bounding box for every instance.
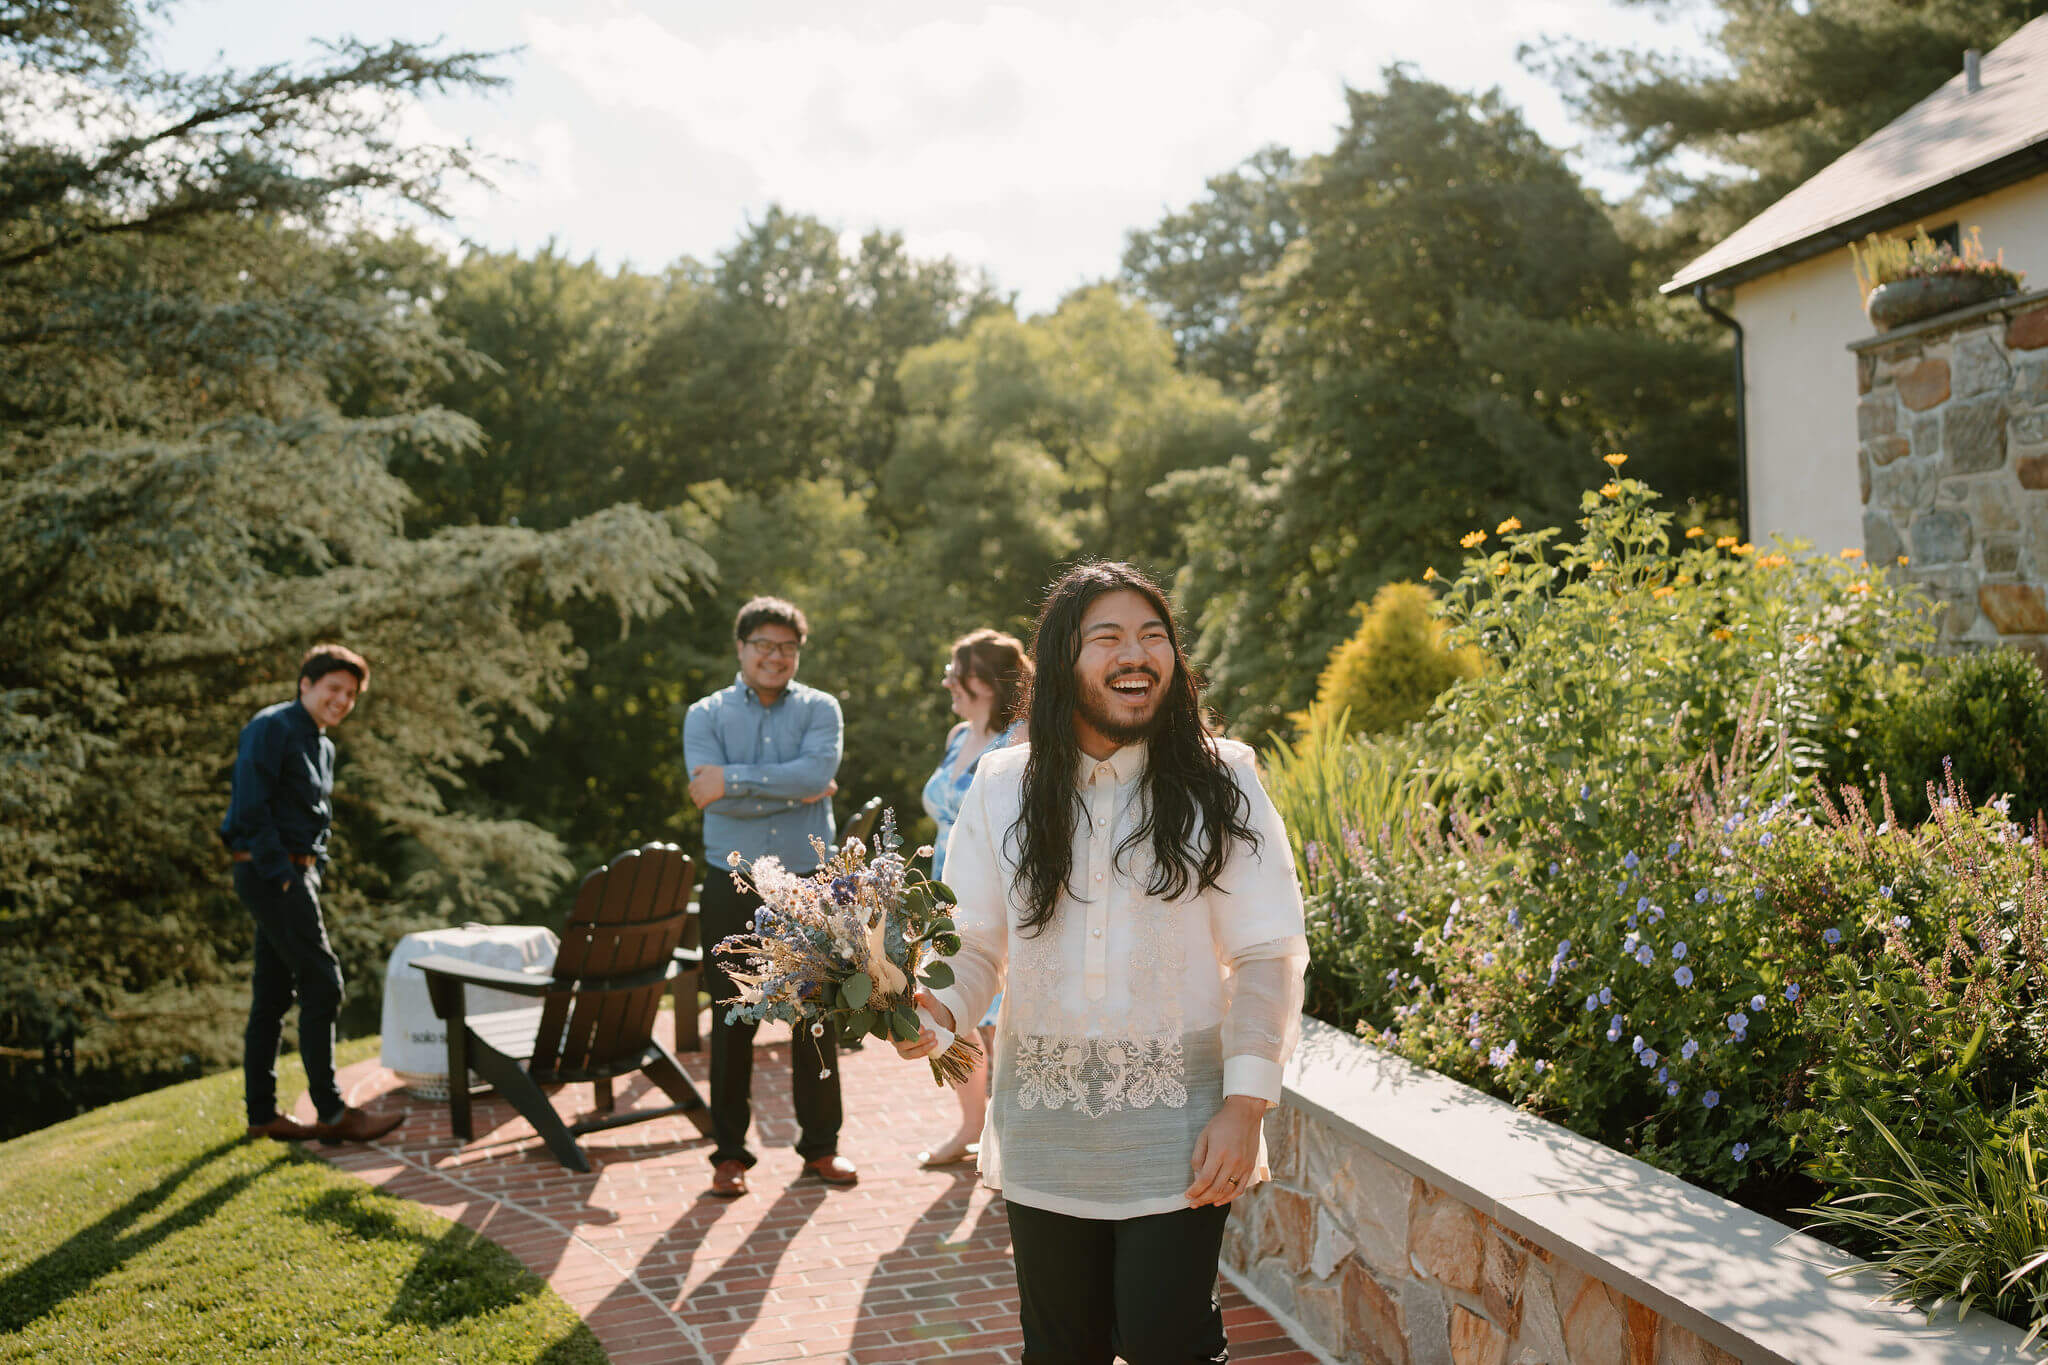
[1166,68,1731,735]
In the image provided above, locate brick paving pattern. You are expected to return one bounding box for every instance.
[299,1012,1320,1364]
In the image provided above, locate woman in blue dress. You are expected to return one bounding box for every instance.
[916,627,1031,1166]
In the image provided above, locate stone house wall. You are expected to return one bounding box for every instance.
[1222,1017,2033,1365]
[1854,291,2048,653]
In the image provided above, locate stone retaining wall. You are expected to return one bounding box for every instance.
[1853,289,2048,654]
[1222,1017,2033,1365]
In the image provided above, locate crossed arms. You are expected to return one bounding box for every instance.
[683,695,842,816]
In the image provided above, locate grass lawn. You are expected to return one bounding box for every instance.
[0,1038,606,1363]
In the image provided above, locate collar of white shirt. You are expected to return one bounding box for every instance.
[1075,740,1147,789]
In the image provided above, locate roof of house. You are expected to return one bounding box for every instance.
[1663,15,2048,295]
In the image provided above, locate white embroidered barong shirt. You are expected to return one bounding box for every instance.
[931,739,1308,1220]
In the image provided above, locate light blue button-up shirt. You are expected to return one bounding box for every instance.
[684,674,843,875]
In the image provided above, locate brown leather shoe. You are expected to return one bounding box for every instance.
[313,1106,405,1145]
[246,1114,317,1142]
[802,1154,859,1186]
[709,1159,749,1198]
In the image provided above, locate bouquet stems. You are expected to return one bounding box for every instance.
[928,1035,982,1088]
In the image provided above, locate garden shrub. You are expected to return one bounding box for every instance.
[1735,775,2048,1341]
[1427,458,1933,812]
[1336,459,1938,1194]
[1261,727,1438,1028]
[1383,724,1818,1194]
[1291,581,1482,737]
[1862,647,2048,828]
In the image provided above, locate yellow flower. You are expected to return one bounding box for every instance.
[1496,516,1522,535]
[1715,535,1738,549]
[1732,543,1755,556]
[1840,547,1863,560]
[1652,585,1675,599]
[1685,527,1707,539]
[1897,555,1910,566]
[1603,453,1628,468]
[1675,574,1692,585]
[1423,566,1438,582]
[1711,628,1732,641]
[1590,560,1607,572]
[1847,580,1870,595]
[1599,482,1622,498]
[1759,553,1789,569]
[1493,562,1512,577]
[1461,530,1487,549]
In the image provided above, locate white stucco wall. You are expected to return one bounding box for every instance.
[1727,177,2048,554]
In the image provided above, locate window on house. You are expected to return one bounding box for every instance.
[1927,222,1961,253]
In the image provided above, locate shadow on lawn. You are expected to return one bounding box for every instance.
[0,1136,277,1334]
[293,1186,598,1351]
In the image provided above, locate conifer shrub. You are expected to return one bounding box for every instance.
[1291,581,1483,737]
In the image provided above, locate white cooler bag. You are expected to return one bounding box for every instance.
[381,924,559,1099]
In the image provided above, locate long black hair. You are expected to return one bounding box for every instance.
[1010,561,1258,934]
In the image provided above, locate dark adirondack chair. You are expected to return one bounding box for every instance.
[412,843,713,1172]
[839,795,884,852]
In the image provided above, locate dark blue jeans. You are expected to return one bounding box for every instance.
[236,862,345,1127]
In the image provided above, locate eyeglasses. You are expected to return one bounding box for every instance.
[744,638,801,659]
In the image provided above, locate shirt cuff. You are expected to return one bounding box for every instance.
[723,765,758,796]
[929,985,972,1038]
[1223,1055,1284,1105]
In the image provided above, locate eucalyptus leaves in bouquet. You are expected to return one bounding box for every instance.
[715,811,980,1085]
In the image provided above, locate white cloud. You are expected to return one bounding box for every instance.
[142,0,1707,310]
[520,0,1692,309]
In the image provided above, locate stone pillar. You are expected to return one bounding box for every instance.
[1854,292,2048,661]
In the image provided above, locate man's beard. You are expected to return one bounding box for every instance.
[1075,672,1167,744]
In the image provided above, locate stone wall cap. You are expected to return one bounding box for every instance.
[1849,286,2048,354]
[1281,1015,2034,1364]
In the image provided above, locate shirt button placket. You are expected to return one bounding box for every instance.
[1086,772,1110,998]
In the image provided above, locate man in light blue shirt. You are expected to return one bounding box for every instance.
[684,595,851,1197]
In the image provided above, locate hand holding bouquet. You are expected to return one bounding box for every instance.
[714,810,982,1086]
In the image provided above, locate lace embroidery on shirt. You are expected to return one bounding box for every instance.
[1005,901,1191,1118]
[1012,1035,1188,1118]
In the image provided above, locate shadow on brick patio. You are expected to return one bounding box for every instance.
[297,1012,1322,1364]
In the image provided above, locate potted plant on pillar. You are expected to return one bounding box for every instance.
[1853,225,2025,331]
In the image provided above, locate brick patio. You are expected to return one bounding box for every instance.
[297,1011,1321,1364]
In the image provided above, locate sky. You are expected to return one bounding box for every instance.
[151,0,1707,314]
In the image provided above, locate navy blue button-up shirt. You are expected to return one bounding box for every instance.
[218,699,334,881]
[684,675,842,875]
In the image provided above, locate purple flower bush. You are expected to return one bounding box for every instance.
[1282,464,1935,1196]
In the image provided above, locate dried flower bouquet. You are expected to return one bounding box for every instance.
[713,810,981,1086]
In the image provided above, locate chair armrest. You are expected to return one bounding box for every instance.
[673,945,703,967]
[411,953,552,996]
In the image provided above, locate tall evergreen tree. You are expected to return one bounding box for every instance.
[1535,0,2041,269]
[0,7,708,1111]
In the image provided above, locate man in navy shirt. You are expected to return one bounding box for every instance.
[685,596,849,1197]
[221,645,402,1145]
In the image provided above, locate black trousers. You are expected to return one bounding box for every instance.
[1006,1200,1232,1365]
[236,862,346,1127]
[698,866,842,1167]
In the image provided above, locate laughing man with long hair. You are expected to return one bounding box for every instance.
[895,561,1308,1363]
